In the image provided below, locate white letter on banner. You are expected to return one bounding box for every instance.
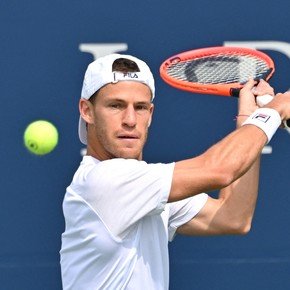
[79,43,128,60]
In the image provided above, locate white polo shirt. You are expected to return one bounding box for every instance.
[60,156,208,290]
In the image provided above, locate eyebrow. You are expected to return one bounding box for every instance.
[106,98,151,105]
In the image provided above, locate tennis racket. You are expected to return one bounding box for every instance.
[160,46,290,127]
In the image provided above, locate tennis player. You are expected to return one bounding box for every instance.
[60,54,290,290]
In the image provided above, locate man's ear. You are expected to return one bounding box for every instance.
[79,99,94,124]
[148,104,154,128]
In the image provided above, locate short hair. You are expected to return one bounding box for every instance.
[112,58,140,73]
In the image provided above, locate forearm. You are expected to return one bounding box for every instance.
[218,155,261,232]
[170,125,266,202]
[176,157,261,236]
[216,115,262,229]
[202,125,265,185]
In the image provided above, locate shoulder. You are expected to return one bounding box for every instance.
[84,157,174,178]
[82,157,174,190]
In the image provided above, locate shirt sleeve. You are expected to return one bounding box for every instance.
[167,193,208,242]
[76,158,175,239]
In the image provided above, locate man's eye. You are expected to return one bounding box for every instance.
[110,103,121,109]
[136,105,148,111]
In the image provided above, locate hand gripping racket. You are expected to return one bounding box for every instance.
[160,46,290,127]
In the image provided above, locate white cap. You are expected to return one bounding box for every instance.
[78,53,155,145]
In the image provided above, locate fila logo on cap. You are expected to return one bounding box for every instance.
[123,72,139,78]
[113,72,139,82]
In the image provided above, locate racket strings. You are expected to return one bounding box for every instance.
[166,54,270,84]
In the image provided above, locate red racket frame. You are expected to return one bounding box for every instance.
[160,46,275,97]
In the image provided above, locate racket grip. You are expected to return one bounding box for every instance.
[256,95,290,128]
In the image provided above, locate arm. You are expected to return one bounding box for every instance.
[171,80,275,235]
[170,125,265,202]
[176,157,260,236]
[169,80,270,203]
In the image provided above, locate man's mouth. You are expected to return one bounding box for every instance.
[118,135,139,139]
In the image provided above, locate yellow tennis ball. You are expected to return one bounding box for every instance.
[24,120,58,155]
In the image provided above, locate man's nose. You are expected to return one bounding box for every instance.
[122,106,137,127]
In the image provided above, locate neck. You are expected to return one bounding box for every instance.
[85,144,143,161]
[85,144,108,161]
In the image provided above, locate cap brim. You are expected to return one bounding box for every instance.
[78,116,87,145]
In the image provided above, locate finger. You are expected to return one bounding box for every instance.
[242,78,256,90]
[255,87,274,96]
[253,79,274,96]
[240,79,257,98]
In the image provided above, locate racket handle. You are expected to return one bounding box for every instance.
[256,95,290,128]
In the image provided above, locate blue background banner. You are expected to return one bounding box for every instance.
[1,0,290,289]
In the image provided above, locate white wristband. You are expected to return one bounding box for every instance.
[242,108,281,143]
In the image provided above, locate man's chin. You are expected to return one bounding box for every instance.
[115,149,142,160]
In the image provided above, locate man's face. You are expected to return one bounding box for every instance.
[82,81,154,160]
